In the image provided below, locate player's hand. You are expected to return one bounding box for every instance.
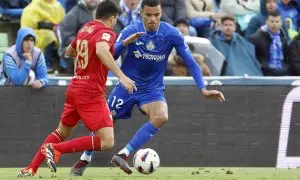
[119,75,137,93]
[32,80,43,89]
[122,32,145,46]
[23,53,32,61]
[201,89,225,102]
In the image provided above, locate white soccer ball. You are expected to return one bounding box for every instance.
[133,148,160,175]
[23,69,35,85]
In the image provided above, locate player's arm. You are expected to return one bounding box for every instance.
[174,33,225,101]
[96,41,137,93]
[65,44,77,58]
[3,53,31,85]
[114,26,144,59]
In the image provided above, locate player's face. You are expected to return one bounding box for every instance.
[221,20,236,37]
[141,5,162,31]
[267,16,282,33]
[124,0,141,10]
[22,37,35,53]
[266,0,277,13]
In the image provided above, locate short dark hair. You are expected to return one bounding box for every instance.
[221,15,235,24]
[95,0,121,20]
[141,0,161,8]
[267,10,281,18]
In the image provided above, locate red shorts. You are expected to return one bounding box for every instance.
[61,88,113,132]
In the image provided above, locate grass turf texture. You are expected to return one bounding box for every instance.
[2,167,300,180]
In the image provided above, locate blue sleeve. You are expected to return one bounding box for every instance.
[114,26,136,59]
[3,53,31,85]
[172,32,206,90]
[35,53,48,87]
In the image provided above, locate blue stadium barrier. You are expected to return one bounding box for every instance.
[48,76,300,86]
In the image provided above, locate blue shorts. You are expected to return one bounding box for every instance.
[107,84,166,119]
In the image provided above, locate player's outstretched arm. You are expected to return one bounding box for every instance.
[174,36,225,102]
[122,32,145,46]
[96,42,137,93]
[114,31,145,59]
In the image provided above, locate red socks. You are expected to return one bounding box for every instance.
[28,130,65,172]
[53,136,101,153]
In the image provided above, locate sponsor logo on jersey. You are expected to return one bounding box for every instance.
[102,33,111,41]
[133,50,165,62]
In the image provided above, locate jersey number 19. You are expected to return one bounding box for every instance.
[75,39,89,69]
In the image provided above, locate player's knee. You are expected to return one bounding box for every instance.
[152,113,168,125]
[101,137,115,150]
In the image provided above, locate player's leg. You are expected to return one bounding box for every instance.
[44,126,114,173]
[112,90,167,174]
[18,92,80,177]
[18,123,74,177]
[71,84,136,176]
[44,97,115,173]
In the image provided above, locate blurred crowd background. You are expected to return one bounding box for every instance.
[1,0,300,79]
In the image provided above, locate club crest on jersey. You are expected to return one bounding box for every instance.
[146,41,155,51]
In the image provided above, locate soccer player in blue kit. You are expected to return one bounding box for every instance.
[71,0,225,175]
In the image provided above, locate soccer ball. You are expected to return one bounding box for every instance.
[133,148,160,175]
[23,69,35,85]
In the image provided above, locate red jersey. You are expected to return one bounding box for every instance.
[70,20,116,96]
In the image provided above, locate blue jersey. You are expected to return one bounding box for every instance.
[114,21,205,90]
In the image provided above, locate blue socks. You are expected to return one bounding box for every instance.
[81,132,94,161]
[82,122,159,160]
[120,122,158,156]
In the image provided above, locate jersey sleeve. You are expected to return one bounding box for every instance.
[172,30,206,90]
[114,26,137,59]
[95,29,116,48]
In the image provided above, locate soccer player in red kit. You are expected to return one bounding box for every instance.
[17,0,137,177]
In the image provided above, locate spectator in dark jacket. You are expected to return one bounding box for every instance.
[58,0,98,73]
[160,0,186,25]
[287,32,300,75]
[248,10,289,76]
[246,0,277,37]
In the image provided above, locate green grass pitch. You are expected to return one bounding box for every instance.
[2,167,300,180]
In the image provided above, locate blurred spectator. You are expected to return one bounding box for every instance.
[166,52,211,76]
[161,0,186,25]
[115,0,142,35]
[277,0,300,39]
[248,11,289,76]
[58,0,98,73]
[245,0,289,39]
[220,0,260,31]
[166,42,211,76]
[66,0,78,12]
[210,15,263,76]
[0,28,48,88]
[185,0,223,37]
[174,18,197,37]
[21,0,65,72]
[287,32,300,75]
[0,0,30,20]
